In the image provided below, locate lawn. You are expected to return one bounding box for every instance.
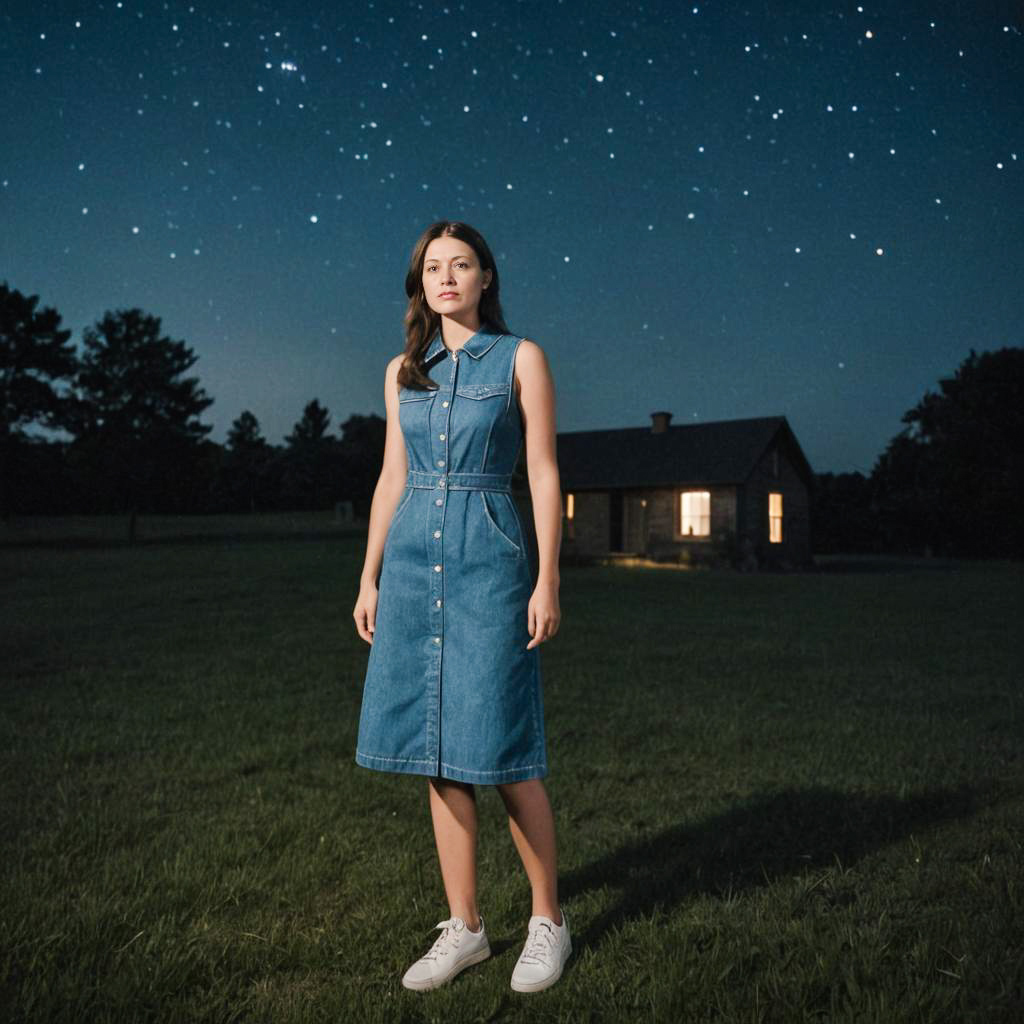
[1,518,1021,1022]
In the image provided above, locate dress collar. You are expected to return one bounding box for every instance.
[425,328,504,362]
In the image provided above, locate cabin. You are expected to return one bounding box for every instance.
[547,412,814,570]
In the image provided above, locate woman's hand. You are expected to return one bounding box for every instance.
[353,582,379,644]
[526,578,560,649]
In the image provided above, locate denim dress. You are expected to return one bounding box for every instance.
[355,329,548,784]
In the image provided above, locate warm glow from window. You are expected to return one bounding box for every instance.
[680,490,710,536]
[769,492,783,543]
[566,493,574,519]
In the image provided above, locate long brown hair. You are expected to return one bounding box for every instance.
[398,220,512,391]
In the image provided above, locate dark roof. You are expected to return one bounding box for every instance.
[556,415,813,490]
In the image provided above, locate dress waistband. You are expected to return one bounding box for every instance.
[407,470,513,492]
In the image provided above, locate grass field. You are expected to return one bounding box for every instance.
[1,516,1021,1022]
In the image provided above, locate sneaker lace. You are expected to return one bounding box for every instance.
[519,921,556,965]
[421,918,462,961]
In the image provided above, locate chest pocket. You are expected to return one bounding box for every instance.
[398,387,436,444]
[455,383,509,401]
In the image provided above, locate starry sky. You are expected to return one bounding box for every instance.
[2,1,1021,474]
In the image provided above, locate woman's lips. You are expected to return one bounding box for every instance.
[438,293,459,299]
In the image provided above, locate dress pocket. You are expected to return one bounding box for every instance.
[390,487,415,528]
[480,490,524,558]
[398,387,436,438]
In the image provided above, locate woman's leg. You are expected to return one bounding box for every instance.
[496,779,562,925]
[427,777,482,931]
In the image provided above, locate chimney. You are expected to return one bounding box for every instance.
[650,411,673,434]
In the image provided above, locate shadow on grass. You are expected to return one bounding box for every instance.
[562,784,985,954]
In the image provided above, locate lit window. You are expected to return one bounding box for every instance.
[565,492,575,540]
[566,493,574,519]
[680,490,710,536]
[769,492,783,543]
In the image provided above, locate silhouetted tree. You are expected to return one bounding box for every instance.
[286,399,331,444]
[228,410,268,450]
[338,412,386,517]
[0,283,79,517]
[222,410,275,512]
[871,346,1024,557]
[68,309,214,534]
[810,471,877,554]
[282,399,340,510]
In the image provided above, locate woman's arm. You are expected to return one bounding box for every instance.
[353,354,409,643]
[515,339,562,647]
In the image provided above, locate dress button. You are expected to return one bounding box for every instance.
[434,530,441,538]
[439,433,446,440]
[434,564,442,572]
[433,636,441,644]
[435,498,443,506]
[437,460,445,467]
[436,599,442,607]
[439,479,446,487]
[442,400,449,407]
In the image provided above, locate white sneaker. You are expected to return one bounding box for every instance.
[401,916,490,991]
[510,909,571,993]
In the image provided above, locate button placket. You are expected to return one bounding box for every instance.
[429,348,459,656]
[422,347,460,773]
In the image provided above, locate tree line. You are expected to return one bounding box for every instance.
[3,282,1021,557]
[810,345,1023,559]
[0,283,384,525]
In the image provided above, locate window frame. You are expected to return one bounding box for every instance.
[678,489,711,538]
[769,491,783,544]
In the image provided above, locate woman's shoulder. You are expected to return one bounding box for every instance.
[511,336,549,363]
[511,337,553,397]
[384,353,404,383]
[384,353,405,397]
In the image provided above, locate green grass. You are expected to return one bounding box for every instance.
[1,519,1022,1022]
[0,510,359,547]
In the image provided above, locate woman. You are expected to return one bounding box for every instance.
[352,220,570,993]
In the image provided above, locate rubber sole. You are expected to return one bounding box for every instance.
[401,945,492,991]
[510,939,572,993]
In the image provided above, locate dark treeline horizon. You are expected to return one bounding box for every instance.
[2,282,1022,559]
[0,282,385,527]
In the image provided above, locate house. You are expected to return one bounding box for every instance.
[549,411,814,569]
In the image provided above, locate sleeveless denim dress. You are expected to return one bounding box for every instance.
[355,329,548,784]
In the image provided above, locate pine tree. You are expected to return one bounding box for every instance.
[69,308,214,530]
[282,399,338,510]
[224,410,274,512]
[0,283,79,517]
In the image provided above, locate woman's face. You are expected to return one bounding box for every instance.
[421,234,493,323]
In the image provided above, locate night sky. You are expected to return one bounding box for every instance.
[2,2,1021,474]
